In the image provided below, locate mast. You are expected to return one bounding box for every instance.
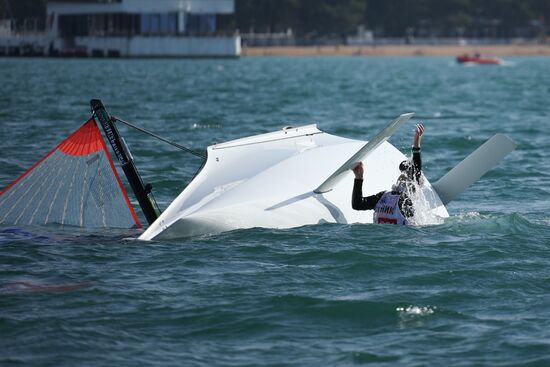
[90,99,159,225]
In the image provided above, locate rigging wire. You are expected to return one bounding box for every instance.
[112,116,207,159]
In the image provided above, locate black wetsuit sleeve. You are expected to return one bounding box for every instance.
[352,179,384,210]
[412,149,422,184]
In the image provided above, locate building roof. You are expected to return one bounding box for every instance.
[47,0,234,15]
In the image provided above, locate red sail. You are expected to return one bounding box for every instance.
[0,119,141,228]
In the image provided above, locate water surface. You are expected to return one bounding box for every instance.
[1,56,549,366]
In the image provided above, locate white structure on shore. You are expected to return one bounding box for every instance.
[1,0,240,57]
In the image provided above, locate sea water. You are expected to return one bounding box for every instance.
[1,56,549,366]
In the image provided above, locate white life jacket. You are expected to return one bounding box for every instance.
[373,191,408,225]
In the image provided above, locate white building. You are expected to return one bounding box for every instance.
[46,0,240,57]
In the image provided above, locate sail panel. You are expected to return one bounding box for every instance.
[0,119,141,229]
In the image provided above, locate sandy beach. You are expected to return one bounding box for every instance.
[242,44,550,57]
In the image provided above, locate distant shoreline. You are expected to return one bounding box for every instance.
[242,44,550,57]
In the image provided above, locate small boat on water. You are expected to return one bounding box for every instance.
[456,53,503,65]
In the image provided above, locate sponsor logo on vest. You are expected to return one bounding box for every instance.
[378,205,395,214]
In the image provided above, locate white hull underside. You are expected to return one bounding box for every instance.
[139,125,448,240]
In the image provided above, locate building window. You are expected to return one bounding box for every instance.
[59,15,88,37]
[140,13,177,35]
[186,14,217,35]
[59,13,139,37]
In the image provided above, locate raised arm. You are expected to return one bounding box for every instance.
[411,124,424,184]
[413,123,424,149]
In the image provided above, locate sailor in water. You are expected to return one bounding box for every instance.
[351,124,425,225]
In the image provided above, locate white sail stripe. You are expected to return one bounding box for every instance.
[28,153,69,225]
[80,155,93,226]
[0,163,41,209]
[22,153,68,225]
[1,158,51,223]
[61,157,80,225]
[45,154,71,225]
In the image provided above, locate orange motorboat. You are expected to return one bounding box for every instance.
[456,54,503,65]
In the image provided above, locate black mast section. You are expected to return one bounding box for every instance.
[90,99,159,225]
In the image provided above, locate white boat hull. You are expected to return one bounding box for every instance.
[139,124,448,240]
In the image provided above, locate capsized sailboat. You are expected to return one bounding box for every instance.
[139,114,441,240]
[138,113,516,240]
[0,100,516,239]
